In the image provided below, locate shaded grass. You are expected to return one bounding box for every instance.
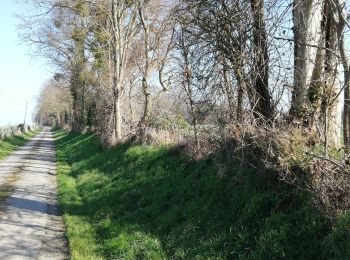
[0,129,41,160]
[54,130,350,259]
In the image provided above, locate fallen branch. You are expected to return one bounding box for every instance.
[304,151,348,172]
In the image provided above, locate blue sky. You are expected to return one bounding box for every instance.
[0,0,50,126]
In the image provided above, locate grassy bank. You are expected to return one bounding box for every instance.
[54,130,350,259]
[0,129,40,160]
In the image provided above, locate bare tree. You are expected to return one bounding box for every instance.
[135,0,174,135]
[36,77,72,127]
[174,24,199,146]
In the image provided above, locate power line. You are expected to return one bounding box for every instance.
[0,90,26,106]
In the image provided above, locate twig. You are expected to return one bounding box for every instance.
[305,151,348,172]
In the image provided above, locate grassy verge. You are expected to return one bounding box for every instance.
[0,129,41,160]
[54,130,350,259]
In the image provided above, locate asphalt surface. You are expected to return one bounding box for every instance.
[0,127,68,260]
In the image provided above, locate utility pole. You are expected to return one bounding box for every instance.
[23,101,28,131]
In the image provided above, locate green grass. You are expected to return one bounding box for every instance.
[54,130,350,259]
[0,129,41,160]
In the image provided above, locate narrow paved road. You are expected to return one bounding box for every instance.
[0,127,68,259]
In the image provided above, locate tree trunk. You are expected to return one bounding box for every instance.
[333,0,350,149]
[70,71,85,132]
[250,0,273,123]
[222,60,235,121]
[291,0,324,120]
[112,0,122,141]
[55,112,59,127]
[307,27,326,129]
[323,2,341,148]
[178,27,199,147]
[343,70,350,149]
[114,90,122,140]
[235,60,245,123]
[139,5,151,132]
[140,77,151,127]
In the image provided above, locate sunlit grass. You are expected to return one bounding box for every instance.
[0,129,41,160]
[54,129,350,259]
